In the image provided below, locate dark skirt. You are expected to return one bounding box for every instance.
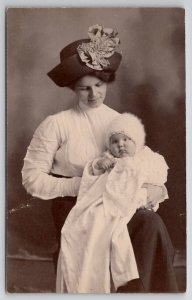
[51,197,178,293]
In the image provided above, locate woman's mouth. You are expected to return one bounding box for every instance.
[88,98,101,105]
[88,98,99,102]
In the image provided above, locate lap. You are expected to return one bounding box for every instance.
[128,208,164,229]
[126,208,177,292]
[128,208,169,239]
[128,208,174,255]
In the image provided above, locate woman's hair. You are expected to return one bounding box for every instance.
[93,70,116,83]
[68,70,116,90]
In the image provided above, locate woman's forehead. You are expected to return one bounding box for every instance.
[76,75,102,86]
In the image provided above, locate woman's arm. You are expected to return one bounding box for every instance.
[22,115,81,200]
[140,147,169,209]
[142,147,169,185]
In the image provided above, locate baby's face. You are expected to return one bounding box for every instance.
[109,133,136,158]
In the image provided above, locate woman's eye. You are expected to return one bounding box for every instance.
[77,86,89,91]
[96,81,104,87]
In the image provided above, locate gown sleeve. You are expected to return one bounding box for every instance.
[21,115,81,200]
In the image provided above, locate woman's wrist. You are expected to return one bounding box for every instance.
[61,176,82,197]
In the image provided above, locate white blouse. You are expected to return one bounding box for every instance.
[21,103,119,200]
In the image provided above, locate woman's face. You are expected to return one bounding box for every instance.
[74,75,107,108]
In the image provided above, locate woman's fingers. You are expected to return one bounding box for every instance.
[146,185,163,206]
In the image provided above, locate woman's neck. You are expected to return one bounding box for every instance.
[77,101,104,112]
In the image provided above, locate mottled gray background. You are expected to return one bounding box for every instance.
[7,8,185,260]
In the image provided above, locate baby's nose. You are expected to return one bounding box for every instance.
[118,140,124,147]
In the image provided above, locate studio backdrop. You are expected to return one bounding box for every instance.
[7,7,185,262]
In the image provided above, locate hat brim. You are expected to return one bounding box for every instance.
[47,52,122,87]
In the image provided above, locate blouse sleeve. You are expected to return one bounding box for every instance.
[21,115,81,200]
[143,148,169,185]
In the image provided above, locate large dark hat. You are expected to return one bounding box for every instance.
[47,25,122,87]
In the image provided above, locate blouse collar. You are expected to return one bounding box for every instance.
[77,102,105,114]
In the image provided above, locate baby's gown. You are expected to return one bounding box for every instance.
[56,146,168,293]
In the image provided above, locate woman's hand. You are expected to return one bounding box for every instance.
[142,183,164,209]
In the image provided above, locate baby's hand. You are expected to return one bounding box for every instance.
[96,157,116,171]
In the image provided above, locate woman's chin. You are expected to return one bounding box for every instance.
[88,100,103,108]
[88,103,101,108]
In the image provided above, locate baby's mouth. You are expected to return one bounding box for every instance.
[119,149,126,152]
[119,149,127,155]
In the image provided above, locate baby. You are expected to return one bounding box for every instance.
[58,113,169,293]
[89,112,169,212]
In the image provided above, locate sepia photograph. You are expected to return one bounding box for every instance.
[6,7,186,293]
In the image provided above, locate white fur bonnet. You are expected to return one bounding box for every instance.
[105,113,146,152]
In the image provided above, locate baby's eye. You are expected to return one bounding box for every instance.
[125,136,132,141]
[112,139,118,144]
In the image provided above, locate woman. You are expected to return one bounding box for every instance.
[22,24,178,292]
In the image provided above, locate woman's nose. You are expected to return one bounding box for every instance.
[89,87,97,98]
